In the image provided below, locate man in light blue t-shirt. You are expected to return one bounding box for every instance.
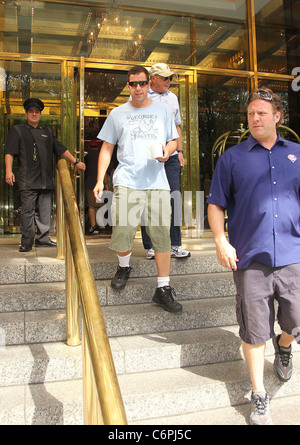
[94,65,182,313]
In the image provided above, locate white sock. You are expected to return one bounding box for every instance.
[157,276,170,288]
[118,252,132,268]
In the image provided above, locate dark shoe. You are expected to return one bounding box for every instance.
[250,392,272,425]
[19,245,32,252]
[111,266,132,290]
[152,286,182,312]
[272,334,293,382]
[88,225,100,235]
[35,239,57,247]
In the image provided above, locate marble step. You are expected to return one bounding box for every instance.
[119,351,300,423]
[2,325,298,387]
[0,272,234,313]
[2,352,300,425]
[0,296,236,345]
[131,393,300,425]
[0,326,241,387]
[0,251,225,285]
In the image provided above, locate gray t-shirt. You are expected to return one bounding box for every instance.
[98,100,178,190]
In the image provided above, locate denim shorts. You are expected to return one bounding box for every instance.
[109,186,171,253]
[233,262,300,345]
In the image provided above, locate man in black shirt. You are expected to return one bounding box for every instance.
[5,97,85,252]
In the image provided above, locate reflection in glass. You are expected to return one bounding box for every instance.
[2,0,247,68]
[0,60,62,234]
[195,16,248,70]
[255,0,300,75]
[197,74,249,208]
[257,78,300,136]
[85,69,128,105]
[2,61,61,102]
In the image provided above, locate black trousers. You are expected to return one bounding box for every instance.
[20,189,52,247]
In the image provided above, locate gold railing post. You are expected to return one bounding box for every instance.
[58,158,127,425]
[56,170,65,260]
[65,227,81,347]
[82,319,104,425]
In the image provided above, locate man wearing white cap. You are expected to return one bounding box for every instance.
[141,63,190,260]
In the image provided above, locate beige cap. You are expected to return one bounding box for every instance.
[149,63,176,77]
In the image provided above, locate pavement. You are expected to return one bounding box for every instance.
[0,231,217,267]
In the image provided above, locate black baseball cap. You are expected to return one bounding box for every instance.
[23,97,44,111]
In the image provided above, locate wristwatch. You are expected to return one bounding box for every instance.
[73,158,80,166]
[177,150,184,154]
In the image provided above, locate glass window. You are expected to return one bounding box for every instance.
[255,0,300,75]
[1,0,248,68]
[0,59,62,235]
[197,74,250,199]
[2,61,61,103]
[257,78,300,138]
[85,69,128,105]
[195,16,248,71]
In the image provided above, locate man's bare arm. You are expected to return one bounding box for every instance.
[207,203,239,270]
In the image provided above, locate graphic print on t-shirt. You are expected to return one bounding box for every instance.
[127,113,159,141]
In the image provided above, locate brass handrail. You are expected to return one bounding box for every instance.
[57,158,127,425]
[211,124,300,173]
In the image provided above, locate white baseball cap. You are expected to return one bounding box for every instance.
[149,63,176,77]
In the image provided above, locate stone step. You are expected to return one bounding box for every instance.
[0,379,83,425]
[2,325,299,387]
[0,326,241,387]
[2,352,300,425]
[102,296,236,337]
[104,272,234,307]
[131,394,300,425]
[0,272,234,313]
[0,297,236,345]
[0,342,82,387]
[119,351,300,423]
[0,251,225,285]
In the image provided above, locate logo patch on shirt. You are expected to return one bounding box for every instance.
[287,154,297,163]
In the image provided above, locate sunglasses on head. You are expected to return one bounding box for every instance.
[247,90,273,103]
[128,80,149,87]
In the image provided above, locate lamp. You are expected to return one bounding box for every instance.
[87,1,144,60]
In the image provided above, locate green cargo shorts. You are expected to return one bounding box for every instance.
[109,186,171,253]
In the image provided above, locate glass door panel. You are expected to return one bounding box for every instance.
[0,60,62,235]
[197,73,250,228]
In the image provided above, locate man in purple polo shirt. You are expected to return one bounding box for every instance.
[207,88,300,425]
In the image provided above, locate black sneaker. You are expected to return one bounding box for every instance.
[111,266,132,290]
[272,334,293,382]
[152,286,182,312]
[19,245,32,252]
[88,225,100,235]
